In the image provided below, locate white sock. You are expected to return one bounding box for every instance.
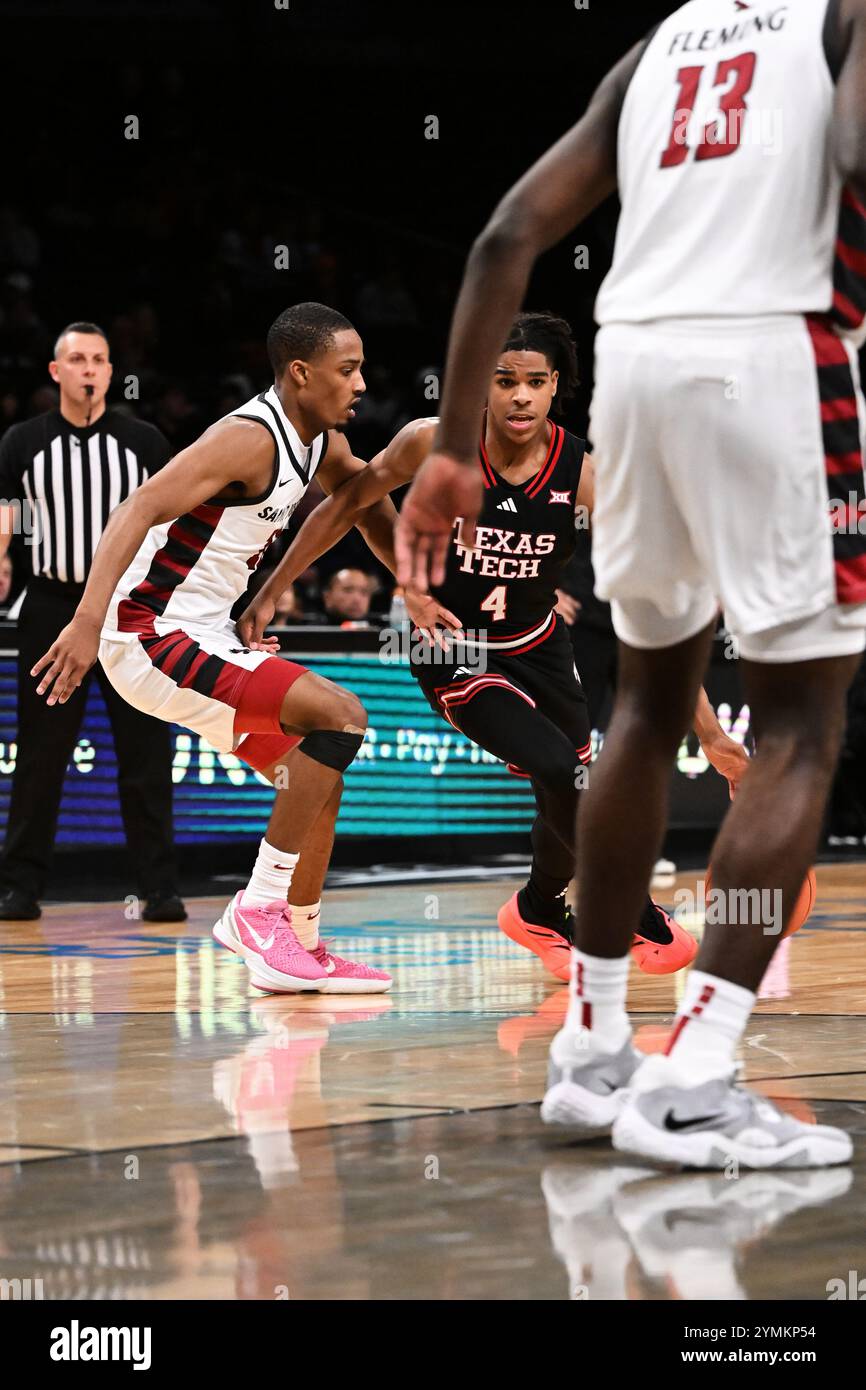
[665,969,755,1081]
[291,901,321,951]
[241,839,299,908]
[563,948,631,1051]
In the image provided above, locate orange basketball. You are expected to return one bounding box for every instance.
[703,867,817,938]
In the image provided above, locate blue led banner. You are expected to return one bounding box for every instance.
[0,649,748,847]
[0,653,537,845]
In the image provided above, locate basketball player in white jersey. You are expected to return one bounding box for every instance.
[396,1,866,1166]
[31,302,445,995]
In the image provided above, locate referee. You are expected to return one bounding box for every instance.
[0,322,185,921]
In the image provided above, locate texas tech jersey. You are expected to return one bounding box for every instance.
[596,0,866,343]
[433,420,586,650]
[104,387,327,641]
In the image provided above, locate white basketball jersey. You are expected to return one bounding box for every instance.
[595,0,866,342]
[104,386,326,640]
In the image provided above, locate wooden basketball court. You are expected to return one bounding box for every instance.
[0,863,864,1299]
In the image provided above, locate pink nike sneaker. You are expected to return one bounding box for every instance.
[213,893,327,992]
[245,938,392,994]
[249,943,393,995]
[308,940,393,994]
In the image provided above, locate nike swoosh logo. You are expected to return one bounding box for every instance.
[526,927,570,950]
[278,474,291,486]
[663,1109,724,1133]
[247,925,276,950]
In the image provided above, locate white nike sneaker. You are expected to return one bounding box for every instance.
[612,1054,854,1170]
[541,1028,641,1134]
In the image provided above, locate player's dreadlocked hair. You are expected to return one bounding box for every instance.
[267,302,355,377]
[502,311,580,416]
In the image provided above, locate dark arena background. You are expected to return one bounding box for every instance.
[0,0,863,1344]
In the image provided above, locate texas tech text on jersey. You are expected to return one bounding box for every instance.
[429,421,586,639]
[452,521,557,580]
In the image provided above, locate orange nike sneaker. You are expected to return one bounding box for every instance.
[630,900,697,976]
[497,891,572,981]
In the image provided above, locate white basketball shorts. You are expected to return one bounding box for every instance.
[99,622,307,771]
[589,315,866,662]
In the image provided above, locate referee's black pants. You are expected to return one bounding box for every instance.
[0,579,179,902]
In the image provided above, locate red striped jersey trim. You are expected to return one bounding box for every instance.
[118,502,259,707]
[831,184,866,335]
[477,439,497,489]
[477,419,561,493]
[135,626,253,706]
[497,619,558,656]
[456,610,557,654]
[821,398,859,423]
[525,424,565,498]
[117,503,223,634]
[437,673,536,709]
[805,313,866,604]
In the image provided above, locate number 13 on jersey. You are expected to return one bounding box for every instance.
[661,52,757,168]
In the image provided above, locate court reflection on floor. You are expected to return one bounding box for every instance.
[542,1162,854,1301]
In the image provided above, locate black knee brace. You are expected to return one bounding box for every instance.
[298,729,365,772]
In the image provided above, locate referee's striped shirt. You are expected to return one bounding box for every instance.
[0,409,170,585]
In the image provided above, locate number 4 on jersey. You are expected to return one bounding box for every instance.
[661,52,757,168]
[480,585,508,623]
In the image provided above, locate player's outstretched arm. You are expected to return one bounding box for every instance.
[395,40,645,589]
[835,0,866,203]
[317,430,411,578]
[236,421,434,645]
[31,418,273,704]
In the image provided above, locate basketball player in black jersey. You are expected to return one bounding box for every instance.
[240,313,748,978]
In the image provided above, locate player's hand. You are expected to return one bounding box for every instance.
[395,451,483,590]
[403,584,464,651]
[702,734,750,799]
[236,593,279,652]
[31,614,100,705]
[555,589,581,625]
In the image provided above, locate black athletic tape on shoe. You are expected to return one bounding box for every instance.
[298,729,365,772]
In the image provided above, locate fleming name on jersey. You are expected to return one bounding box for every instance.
[666,4,789,54]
